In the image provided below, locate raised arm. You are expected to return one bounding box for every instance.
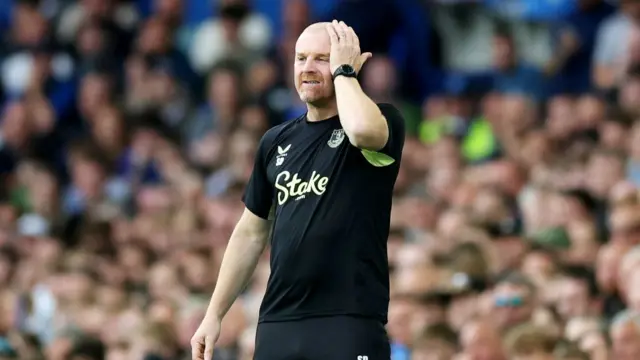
[327,20,389,151]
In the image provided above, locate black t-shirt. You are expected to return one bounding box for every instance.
[243,103,405,324]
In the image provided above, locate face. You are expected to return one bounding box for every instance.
[79,74,111,118]
[155,0,181,16]
[1,102,30,148]
[30,170,59,213]
[459,321,504,360]
[472,190,507,223]
[78,23,105,56]
[239,106,268,135]
[492,283,533,330]
[182,253,212,292]
[93,107,124,151]
[137,19,169,53]
[493,36,514,70]
[521,252,555,284]
[600,121,627,151]
[362,56,396,95]
[387,298,418,345]
[294,27,334,105]
[609,181,638,206]
[72,159,105,199]
[64,271,94,304]
[555,277,591,320]
[448,294,480,330]
[576,95,604,129]
[394,266,440,295]
[585,154,624,198]
[565,222,599,266]
[619,78,640,115]
[546,96,577,139]
[610,206,640,246]
[596,243,627,293]
[209,69,239,110]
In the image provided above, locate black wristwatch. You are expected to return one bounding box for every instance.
[332,64,357,80]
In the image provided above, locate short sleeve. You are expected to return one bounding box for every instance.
[377,103,406,162]
[242,132,274,219]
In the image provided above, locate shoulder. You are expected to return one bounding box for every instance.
[257,115,304,154]
[377,103,405,131]
[377,103,403,118]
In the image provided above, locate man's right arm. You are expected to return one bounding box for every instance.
[204,207,270,320]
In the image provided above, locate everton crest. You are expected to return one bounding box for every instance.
[328,129,345,148]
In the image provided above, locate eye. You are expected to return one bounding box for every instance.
[296,56,306,61]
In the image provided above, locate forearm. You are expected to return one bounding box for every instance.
[334,77,388,150]
[206,228,267,319]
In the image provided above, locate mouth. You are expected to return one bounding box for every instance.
[302,80,321,85]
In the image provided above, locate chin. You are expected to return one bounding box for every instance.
[299,93,322,104]
[299,91,332,105]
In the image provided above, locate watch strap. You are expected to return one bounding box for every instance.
[332,65,357,80]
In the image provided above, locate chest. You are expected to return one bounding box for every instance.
[265,127,356,206]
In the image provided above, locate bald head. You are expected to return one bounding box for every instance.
[293,22,334,105]
[302,22,330,34]
[296,22,331,46]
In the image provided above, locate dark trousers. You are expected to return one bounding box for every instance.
[254,316,390,360]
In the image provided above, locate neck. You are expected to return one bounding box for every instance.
[306,102,338,122]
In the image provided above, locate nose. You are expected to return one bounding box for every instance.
[301,58,317,73]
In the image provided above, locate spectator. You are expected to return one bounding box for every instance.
[593,0,640,90]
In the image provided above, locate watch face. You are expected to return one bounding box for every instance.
[340,64,355,74]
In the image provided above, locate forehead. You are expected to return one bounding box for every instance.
[295,30,330,55]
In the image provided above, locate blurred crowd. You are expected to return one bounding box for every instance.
[0,0,640,359]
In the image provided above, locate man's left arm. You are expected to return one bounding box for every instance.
[334,76,389,151]
[326,20,390,151]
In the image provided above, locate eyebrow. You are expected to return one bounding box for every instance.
[295,53,330,58]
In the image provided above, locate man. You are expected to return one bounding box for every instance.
[555,265,600,321]
[190,20,405,360]
[491,272,537,332]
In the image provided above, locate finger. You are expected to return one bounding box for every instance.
[349,26,360,48]
[339,21,353,46]
[359,52,373,69]
[191,339,203,360]
[332,20,345,43]
[326,23,339,45]
[203,336,215,360]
